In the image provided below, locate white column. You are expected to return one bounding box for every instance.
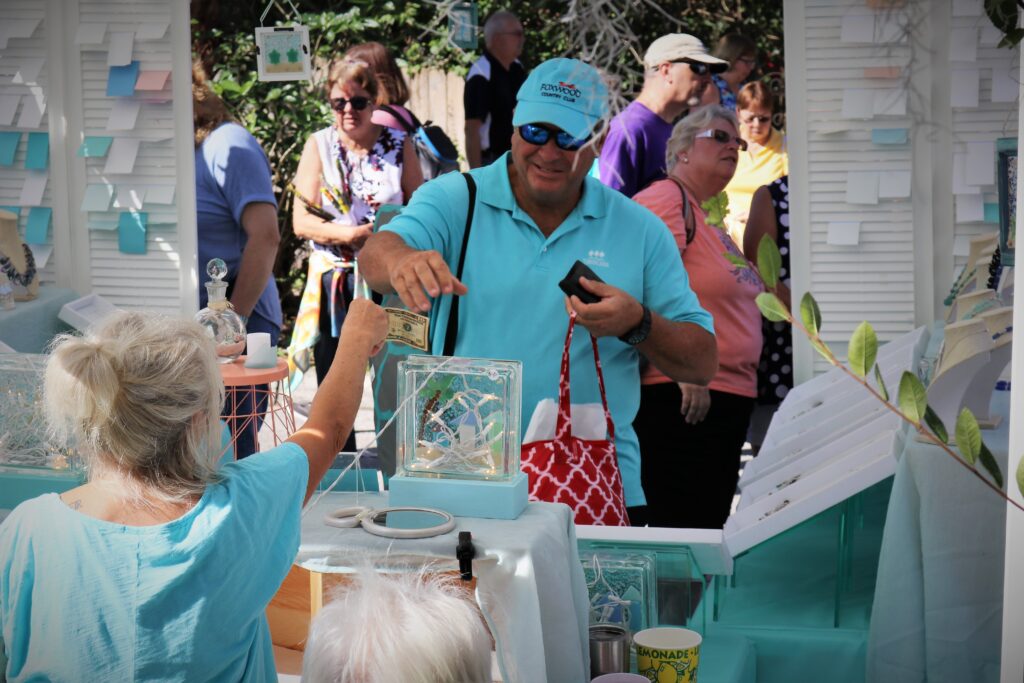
[170,0,198,315]
[999,39,1024,683]
[782,0,812,384]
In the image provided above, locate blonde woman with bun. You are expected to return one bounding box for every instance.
[0,300,387,682]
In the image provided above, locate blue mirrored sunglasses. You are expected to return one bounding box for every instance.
[518,123,591,151]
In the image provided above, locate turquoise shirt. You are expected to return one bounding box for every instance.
[0,442,308,682]
[383,155,714,506]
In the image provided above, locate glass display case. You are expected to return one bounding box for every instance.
[0,353,82,509]
[714,479,892,630]
[397,355,522,481]
[578,539,707,635]
[581,549,658,633]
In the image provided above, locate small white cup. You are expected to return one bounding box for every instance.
[244,332,276,368]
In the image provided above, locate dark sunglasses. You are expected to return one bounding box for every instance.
[671,59,711,76]
[330,96,371,112]
[518,123,591,151]
[741,114,772,124]
[695,128,748,151]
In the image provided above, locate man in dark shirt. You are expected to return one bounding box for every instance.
[464,10,526,168]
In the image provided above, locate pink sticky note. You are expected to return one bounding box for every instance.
[135,70,170,91]
[864,66,902,79]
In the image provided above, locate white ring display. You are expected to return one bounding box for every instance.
[324,505,456,539]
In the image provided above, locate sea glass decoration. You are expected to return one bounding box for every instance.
[0,353,75,470]
[195,258,246,363]
[397,355,521,480]
[581,550,658,633]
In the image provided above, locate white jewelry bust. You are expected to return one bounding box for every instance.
[0,209,38,301]
[934,318,993,381]
[968,233,998,268]
[960,306,1014,427]
[953,288,998,322]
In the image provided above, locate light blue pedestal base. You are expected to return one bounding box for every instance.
[0,466,84,509]
[388,471,529,520]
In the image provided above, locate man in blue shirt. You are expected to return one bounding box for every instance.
[361,58,717,523]
[193,70,281,459]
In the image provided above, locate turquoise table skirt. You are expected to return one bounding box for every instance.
[0,285,76,352]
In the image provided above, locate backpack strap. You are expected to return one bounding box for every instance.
[666,175,696,245]
[443,173,477,356]
[377,104,418,136]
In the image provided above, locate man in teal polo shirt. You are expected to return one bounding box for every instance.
[360,58,717,523]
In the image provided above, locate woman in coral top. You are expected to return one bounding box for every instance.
[632,105,764,529]
[723,81,788,246]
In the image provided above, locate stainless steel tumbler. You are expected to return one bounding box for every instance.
[589,623,630,678]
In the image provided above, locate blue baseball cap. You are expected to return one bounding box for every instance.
[512,58,608,141]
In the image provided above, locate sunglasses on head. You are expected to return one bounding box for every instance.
[330,96,371,112]
[518,123,591,151]
[695,128,748,151]
[670,59,711,76]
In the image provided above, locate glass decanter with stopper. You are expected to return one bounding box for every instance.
[195,258,246,363]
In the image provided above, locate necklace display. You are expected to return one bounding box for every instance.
[0,243,36,288]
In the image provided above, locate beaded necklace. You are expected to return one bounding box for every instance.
[0,243,36,287]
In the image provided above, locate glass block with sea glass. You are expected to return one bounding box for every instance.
[0,353,75,471]
[581,550,658,633]
[579,539,707,634]
[397,355,521,480]
[0,353,82,510]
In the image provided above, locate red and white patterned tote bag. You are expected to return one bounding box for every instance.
[521,313,630,526]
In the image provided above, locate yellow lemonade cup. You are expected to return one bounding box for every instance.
[633,627,702,683]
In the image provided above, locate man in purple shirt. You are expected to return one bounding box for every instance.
[599,34,728,197]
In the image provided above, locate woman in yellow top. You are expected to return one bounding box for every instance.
[724,81,788,246]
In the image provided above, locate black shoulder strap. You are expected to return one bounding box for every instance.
[667,175,696,245]
[377,104,418,136]
[443,173,476,356]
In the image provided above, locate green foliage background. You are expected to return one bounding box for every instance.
[192,0,784,341]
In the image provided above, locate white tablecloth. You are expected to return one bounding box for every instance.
[867,390,1008,683]
[297,491,590,683]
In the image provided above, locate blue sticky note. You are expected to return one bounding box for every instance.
[25,132,48,170]
[78,136,114,158]
[107,61,140,97]
[984,203,1000,223]
[0,132,20,167]
[117,211,148,254]
[871,128,909,145]
[25,207,51,244]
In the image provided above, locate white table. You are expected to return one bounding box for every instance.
[297,491,590,683]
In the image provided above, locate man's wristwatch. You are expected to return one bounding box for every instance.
[618,304,651,345]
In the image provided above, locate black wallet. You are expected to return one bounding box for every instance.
[558,260,605,304]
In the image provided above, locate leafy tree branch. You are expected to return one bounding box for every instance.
[742,235,1024,512]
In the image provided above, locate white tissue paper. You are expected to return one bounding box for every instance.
[523,399,608,442]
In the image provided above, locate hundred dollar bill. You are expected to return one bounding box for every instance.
[384,307,429,350]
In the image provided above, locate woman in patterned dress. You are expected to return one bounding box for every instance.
[287,59,422,449]
[632,105,765,529]
[743,175,792,453]
[699,33,758,111]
